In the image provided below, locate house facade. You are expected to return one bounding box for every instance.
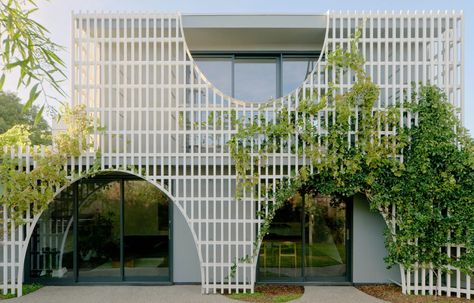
[1,10,468,297]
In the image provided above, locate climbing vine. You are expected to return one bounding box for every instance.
[228,29,474,280]
[0,104,99,224]
[370,86,474,273]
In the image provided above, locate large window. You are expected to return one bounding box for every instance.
[282,57,317,96]
[194,53,318,102]
[257,193,351,282]
[27,174,170,284]
[194,57,233,96]
[234,57,277,101]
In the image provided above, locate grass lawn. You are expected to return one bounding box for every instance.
[0,284,42,300]
[259,242,345,269]
[225,285,304,303]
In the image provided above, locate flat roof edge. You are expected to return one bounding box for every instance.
[182,15,327,29]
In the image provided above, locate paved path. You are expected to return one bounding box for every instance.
[295,286,387,303]
[7,285,386,303]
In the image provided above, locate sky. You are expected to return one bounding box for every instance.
[3,0,474,133]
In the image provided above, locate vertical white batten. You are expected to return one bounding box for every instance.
[0,11,467,297]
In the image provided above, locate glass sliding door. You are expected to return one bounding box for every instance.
[28,174,171,284]
[258,193,351,283]
[28,186,75,282]
[258,195,303,280]
[124,180,170,281]
[78,180,121,281]
[304,195,348,281]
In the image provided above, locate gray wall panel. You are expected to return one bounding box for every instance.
[172,204,201,283]
[352,195,400,284]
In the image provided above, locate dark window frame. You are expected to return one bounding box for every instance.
[193,52,321,101]
[26,174,173,285]
[255,194,353,284]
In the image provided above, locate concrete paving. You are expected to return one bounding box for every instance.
[7,285,232,303]
[295,286,387,303]
[7,285,387,303]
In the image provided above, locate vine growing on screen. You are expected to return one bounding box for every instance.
[0,105,99,225]
[227,29,474,285]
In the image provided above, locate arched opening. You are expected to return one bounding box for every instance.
[25,172,171,283]
[257,193,352,282]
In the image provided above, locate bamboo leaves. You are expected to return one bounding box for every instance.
[0,0,66,121]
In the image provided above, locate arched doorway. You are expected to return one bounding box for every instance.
[25,173,171,283]
[257,193,352,283]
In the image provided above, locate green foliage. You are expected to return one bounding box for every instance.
[229,28,474,279]
[0,124,31,148]
[0,91,51,145]
[0,283,42,299]
[0,0,66,118]
[0,104,97,224]
[370,86,474,273]
[227,291,302,303]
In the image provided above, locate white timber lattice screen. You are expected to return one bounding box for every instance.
[0,11,470,298]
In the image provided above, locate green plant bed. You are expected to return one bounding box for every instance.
[357,284,471,303]
[0,284,43,300]
[225,285,304,303]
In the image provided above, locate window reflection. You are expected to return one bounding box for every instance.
[28,176,171,283]
[258,196,303,280]
[78,180,121,281]
[258,193,349,282]
[194,57,232,96]
[234,58,277,102]
[304,194,347,279]
[282,57,317,96]
[193,54,318,103]
[29,187,75,281]
[124,180,170,281]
